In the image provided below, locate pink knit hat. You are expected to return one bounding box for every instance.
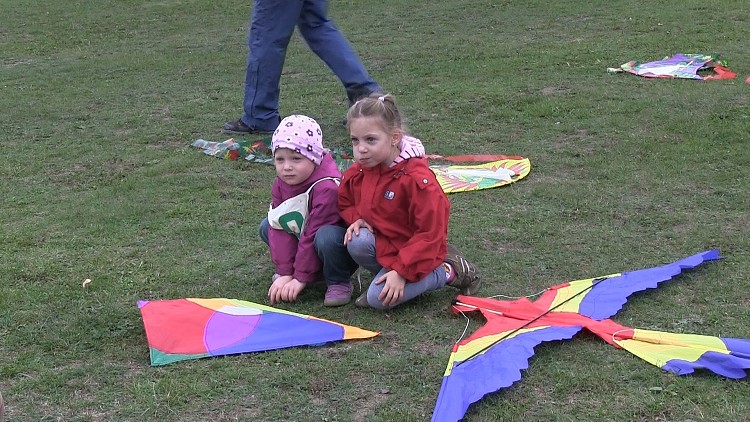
[271,115,325,165]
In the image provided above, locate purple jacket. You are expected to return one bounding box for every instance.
[268,154,343,282]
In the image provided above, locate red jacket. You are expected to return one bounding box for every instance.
[339,155,450,282]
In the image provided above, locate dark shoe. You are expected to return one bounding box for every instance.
[223,119,275,135]
[324,283,353,307]
[445,244,482,295]
[354,292,370,308]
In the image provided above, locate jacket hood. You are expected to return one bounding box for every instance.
[392,135,425,165]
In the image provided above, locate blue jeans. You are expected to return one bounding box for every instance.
[259,218,357,286]
[346,228,447,309]
[242,0,382,130]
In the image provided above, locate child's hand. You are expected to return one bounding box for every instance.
[268,275,294,305]
[279,279,306,302]
[375,270,406,307]
[344,218,374,244]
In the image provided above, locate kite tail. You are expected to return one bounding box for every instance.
[611,328,750,379]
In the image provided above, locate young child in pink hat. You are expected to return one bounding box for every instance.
[259,114,357,306]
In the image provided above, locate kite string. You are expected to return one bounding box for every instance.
[455,309,472,344]
[611,328,635,347]
[355,268,364,294]
[452,302,504,343]
[488,286,547,301]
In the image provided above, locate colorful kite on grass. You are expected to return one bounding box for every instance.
[432,250,750,422]
[429,158,527,194]
[138,298,378,366]
[191,137,530,194]
[607,53,736,80]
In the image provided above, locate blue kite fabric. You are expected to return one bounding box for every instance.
[432,250,750,422]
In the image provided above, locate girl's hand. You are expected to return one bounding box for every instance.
[268,275,293,305]
[280,279,306,303]
[344,219,373,244]
[375,270,406,307]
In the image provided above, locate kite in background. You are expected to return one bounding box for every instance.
[432,250,750,422]
[138,298,378,366]
[191,137,530,194]
[608,53,736,80]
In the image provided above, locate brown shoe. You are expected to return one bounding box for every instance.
[444,244,482,295]
[354,292,370,308]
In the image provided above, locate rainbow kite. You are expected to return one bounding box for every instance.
[191,138,530,194]
[432,250,750,422]
[138,298,379,366]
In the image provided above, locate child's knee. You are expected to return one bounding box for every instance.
[365,294,389,310]
[315,227,351,263]
[365,286,391,310]
[315,225,340,247]
[346,232,372,257]
[259,218,270,244]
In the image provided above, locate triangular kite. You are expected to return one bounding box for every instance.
[138,298,379,366]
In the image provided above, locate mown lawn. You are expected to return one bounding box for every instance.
[1,0,749,420]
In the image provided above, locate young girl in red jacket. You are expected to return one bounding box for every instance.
[339,94,482,309]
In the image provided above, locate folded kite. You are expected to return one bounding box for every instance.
[432,250,750,422]
[138,298,379,366]
[191,138,531,194]
[607,53,736,80]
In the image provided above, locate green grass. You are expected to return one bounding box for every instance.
[2,0,749,420]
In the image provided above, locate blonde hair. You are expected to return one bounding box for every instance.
[345,93,404,134]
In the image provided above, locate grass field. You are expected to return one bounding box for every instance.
[2,0,749,421]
